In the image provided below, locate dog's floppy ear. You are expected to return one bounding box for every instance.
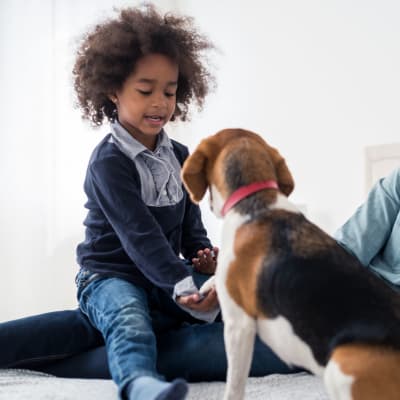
[181,145,209,203]
[268,146,295,196]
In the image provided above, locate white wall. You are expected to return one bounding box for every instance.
[1,0,399,321]
[0,0,179,321]
[175,0,400,245]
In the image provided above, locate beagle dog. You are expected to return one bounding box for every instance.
[181,128,400,400]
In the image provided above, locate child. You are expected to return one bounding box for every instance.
[0,3,297,389]
[72,4,220,400]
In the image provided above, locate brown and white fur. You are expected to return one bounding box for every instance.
[181,128,400,400]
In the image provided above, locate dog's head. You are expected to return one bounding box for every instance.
[181,128,294,217]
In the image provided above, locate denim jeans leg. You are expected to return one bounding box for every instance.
[157,321,300,382]
[78,277,162,396]
[18,320,300,382]
[0,309,103,369]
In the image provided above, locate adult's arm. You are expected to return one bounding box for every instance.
[334,168,400,267]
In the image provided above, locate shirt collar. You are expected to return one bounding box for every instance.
[110,120,173,160]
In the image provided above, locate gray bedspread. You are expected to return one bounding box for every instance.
[0,369,329,399]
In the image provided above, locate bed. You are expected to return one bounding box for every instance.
[0,369,328,400]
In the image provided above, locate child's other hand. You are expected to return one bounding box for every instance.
[192,247,219,274]
[177,288,218,312]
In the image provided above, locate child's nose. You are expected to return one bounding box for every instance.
[152,93,167,108]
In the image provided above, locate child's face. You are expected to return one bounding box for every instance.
[113,53,178,150]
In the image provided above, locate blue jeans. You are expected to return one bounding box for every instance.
[77,270,300,397]
[0,309,296,380]
[0,271,298,385]
[78,276,166,396]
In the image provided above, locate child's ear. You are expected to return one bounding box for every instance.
[108,94,118,104]
[268,146,295,196]
[181,149,208,203]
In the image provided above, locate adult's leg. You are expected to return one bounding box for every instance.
[29,321,299,381]
[33,346,110,378]
[0,309,103,369]
[157,321,300,382]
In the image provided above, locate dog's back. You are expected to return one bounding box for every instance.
[249,209,400,399]
[254,210,400,366]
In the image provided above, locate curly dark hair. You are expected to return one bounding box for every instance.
[73,3,215,126]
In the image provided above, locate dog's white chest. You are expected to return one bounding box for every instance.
[217,212,249,273]
[215,211,251,318]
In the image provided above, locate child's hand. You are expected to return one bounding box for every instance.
[192,247,219,274]
[177,288,218,312]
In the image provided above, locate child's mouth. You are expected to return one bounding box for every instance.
[145,115,164,123]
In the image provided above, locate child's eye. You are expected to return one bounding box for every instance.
[165,92,176,97]
[137,89,152,96]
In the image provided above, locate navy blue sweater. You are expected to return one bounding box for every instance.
[76,134,212,296]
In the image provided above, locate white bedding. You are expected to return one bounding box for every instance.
[0,369,329,400]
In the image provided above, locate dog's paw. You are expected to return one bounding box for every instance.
[199,276,216,295]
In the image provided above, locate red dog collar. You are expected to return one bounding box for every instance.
[221,180,279,217]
